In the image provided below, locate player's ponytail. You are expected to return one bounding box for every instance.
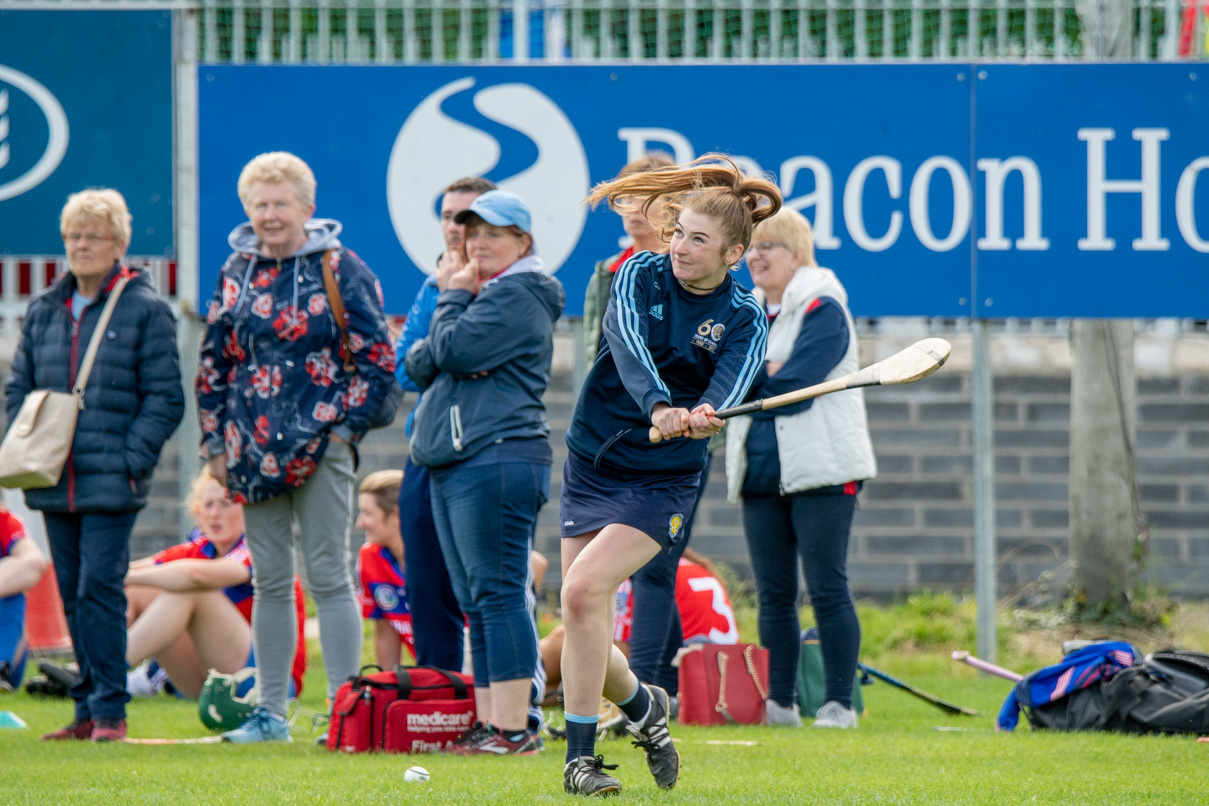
[585,154,782,257]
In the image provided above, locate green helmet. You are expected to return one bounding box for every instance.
[198,667,258,731]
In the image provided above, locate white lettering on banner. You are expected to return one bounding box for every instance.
[1176,157,1209,253]
[781,156,841,249]
[1078,127,1171,251]
[617,127,695,165]
[909,156,972,252]
[977,157,1050,251]
[0,64,70,203]
[844,156,904,252]
[611,123,1206,257]
[0,89,8,169]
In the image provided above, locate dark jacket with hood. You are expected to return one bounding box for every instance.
[198,220,395,504]
[4,263,185,513]
[405,256,565,468]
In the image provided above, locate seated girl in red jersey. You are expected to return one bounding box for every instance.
[354,470,416,668]
[613,548,738,650]
[124,469,306,699]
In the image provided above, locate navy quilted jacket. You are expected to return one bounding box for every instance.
[4,263,185,513]
[197,220,395,504]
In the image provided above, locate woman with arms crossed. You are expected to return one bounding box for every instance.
[559,156,779,796]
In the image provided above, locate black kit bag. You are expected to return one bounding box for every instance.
[1025,652,1209,735]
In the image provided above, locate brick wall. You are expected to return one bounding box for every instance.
[8,330,1209,600]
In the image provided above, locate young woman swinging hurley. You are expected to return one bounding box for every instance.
[558,155,780,797]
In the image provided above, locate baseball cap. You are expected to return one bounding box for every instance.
[453,190,532,233]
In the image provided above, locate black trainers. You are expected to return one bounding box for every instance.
[564,755,621,797]
[451,721,490,752]
[626,684,680,790]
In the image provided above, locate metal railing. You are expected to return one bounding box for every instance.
[0,258,178,336]
[193,0,1207,64]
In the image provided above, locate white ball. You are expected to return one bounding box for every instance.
[404,766,430,783]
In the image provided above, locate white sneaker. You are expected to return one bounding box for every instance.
[764,699,802,727]
[813,700,858,729]
[127,662,169,697]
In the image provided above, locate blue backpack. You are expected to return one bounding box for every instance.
[996,641,1141,731]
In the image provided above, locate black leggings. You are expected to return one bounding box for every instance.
[741,493,859,709]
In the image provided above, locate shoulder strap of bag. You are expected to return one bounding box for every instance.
[320,249,356,374]
[72,274,131,401]
[414,666,469,699]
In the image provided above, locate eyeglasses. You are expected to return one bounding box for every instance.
[748,241,787,255]
[63,233,115,244]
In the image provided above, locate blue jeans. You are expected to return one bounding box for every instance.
[398,457,464,671]
[429,457,548,689]
[742,493,860,709]
[43,511,138,721]
[0,593,27,686]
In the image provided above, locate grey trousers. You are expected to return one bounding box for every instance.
[241,440,362,717]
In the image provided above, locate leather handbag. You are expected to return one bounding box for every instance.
[320,250,405,430]
[0,276,130,489]
[677,643,770,726]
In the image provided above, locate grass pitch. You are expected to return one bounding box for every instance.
[2,597,1207,804]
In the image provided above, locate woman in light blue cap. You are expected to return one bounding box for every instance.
[404,190,565,755]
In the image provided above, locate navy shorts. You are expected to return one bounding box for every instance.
[559,452,702,551]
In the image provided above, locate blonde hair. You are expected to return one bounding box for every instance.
[237,151,317,209]
[752,206,817,267]
[586,154,782,256]
[359,469,404,516]
[60,188,132,247]
[186,466,226,524]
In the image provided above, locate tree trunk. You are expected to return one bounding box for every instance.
[1068,0,1141,616]
[1069,321,1140,611]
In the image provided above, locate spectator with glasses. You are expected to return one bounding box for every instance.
[5,188,184,742]
[724,207,876,729]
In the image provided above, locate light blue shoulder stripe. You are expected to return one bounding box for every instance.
[718,284,769,410]
[612,252,670,397]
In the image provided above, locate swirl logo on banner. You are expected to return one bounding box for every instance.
[0,64,69,203]
[386,77,590,275]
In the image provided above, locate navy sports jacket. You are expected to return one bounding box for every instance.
[566,251,767,476]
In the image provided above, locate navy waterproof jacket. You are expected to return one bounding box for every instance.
[4,263,185,513]
[405,257,565,468]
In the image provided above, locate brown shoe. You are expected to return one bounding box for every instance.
[91,719,127,742]
[40,720,94,741]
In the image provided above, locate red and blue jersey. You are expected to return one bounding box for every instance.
[613,559,738,645]
[356,543,415,657]
[153,528,307,694]
[0,509,28,559]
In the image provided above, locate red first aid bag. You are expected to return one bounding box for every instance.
[677,643,770,726]
[326,665,475,754]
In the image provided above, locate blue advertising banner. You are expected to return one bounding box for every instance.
[198,64,1209,318]
[0,10,174,256]
[975,65,1209,317]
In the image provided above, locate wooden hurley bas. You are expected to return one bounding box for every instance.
[649,337,953,444]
